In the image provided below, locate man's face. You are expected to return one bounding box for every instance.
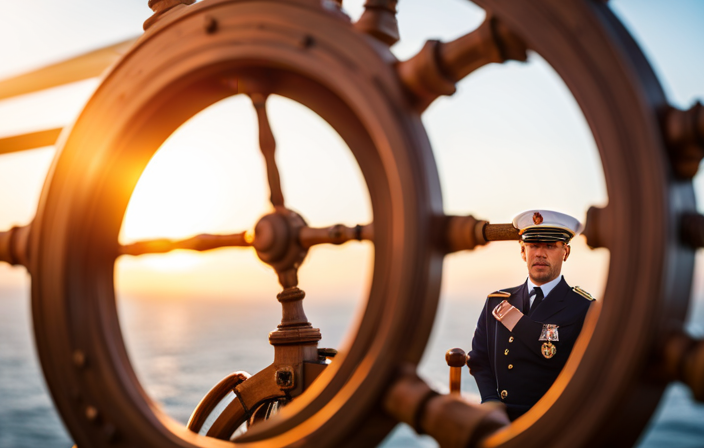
[521,241,570,285]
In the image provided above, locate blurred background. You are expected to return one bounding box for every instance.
[0,0,702,447]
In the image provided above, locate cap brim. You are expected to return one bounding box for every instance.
[520,226,574,243]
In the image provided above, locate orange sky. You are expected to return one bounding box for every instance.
[0,0,702,314]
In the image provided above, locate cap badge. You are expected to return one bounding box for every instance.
[533,212,543,225]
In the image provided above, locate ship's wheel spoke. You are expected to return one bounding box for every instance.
[383,364,509,446]
[298,222,373,248]
[250,92,285,208]
[397,15,527,112]
[440,203,626,255]
[0,224,31,268]
[0,207,613,267]
[441,214,519,254]
[119,231,251,256]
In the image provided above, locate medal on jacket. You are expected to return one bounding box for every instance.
[539,324,559,359]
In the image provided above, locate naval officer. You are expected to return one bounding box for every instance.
[467,210,595,421]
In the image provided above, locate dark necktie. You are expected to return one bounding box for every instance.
[529,287,544,315]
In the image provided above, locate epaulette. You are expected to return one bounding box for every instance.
[488,290,511,298]
[573,286,595,301]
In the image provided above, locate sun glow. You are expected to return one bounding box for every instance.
[118,95,269,245]
[115,94,374,301]
[130,251,204,272]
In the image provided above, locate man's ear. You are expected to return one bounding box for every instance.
[564,244,571,262]
[521,243,526,262]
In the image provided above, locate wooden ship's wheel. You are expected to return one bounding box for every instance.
[1,0,704,447]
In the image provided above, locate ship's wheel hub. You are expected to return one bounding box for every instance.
[252,208,308,287]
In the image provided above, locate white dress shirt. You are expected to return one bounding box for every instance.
[527,275,563,308]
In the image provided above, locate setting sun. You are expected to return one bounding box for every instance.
[116,93,373,301]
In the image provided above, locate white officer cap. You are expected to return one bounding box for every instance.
[512,210,583,243]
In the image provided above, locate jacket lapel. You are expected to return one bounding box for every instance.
[530,277,569,322]
[510,282,528,313]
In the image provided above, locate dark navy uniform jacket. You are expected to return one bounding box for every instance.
[467,277,594,421]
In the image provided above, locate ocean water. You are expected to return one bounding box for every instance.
[1,287,703,448]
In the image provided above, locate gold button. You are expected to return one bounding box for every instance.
[504,349,509,355]
[509,336,514,343]
[501,390,508,399]
[508,364,514,370]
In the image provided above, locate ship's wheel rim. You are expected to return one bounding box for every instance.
[31,1,442,446]
[471,0,696,446]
